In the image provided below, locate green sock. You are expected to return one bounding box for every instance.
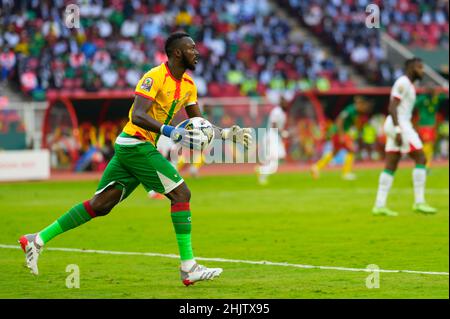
[39,202,95,244]
[171,203,194,261]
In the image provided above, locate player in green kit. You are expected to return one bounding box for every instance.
[311,95,372,180]
[18,32,252,286]
[415,87,448,170]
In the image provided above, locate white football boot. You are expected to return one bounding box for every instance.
[180,263,223,286]
[18,233,42,275]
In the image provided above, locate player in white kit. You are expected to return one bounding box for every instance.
[373,58,437,216]
[256,94,290,185]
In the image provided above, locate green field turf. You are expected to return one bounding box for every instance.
[0,167,448,299]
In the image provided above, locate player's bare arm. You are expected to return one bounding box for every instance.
[185,102,222,139]
[185,103,221,136]
[336,113,346,143]
[185,102,224,136]
[388,97,402,146]
[185,103,203,118]
[131,95,163,133]
[130,95,202,148]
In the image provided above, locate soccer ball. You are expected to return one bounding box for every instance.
[176,117,215,150]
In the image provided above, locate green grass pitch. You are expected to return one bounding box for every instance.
[0,167,448,298]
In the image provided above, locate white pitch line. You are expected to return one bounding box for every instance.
[1,244,448,276]
[216,188,449,195]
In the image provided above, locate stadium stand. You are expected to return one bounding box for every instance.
[0,0,448,171]
[1,0,449,100]
[1,0,353,100]
[279,0,449,85]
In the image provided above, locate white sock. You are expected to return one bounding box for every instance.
[181,259,196,272]
[413,167,426,204]
[35,233,44,247]
[375,171,394,208]
[259,158,278,175]
[258,172,268,184]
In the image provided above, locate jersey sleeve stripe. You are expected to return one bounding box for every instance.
[134,91,155,100]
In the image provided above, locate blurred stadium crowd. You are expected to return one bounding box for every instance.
[0,0,448,171]
[1,0,449,99]
[1,0,448,99]
[0,0,350,100]
[281,0,449,85]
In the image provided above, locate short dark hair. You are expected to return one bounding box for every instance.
[404,57,422,69]
[165,32,190,57]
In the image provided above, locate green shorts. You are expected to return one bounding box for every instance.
[95,142,183,201]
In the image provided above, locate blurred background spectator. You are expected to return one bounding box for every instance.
[281,0,449,85]
[1,0,360,100]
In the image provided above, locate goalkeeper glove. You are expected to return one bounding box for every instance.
[221,125,253,148]
[161,124,203,150]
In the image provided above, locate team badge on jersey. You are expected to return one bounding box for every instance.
[140,77,153,92]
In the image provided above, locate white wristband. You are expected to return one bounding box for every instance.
[394,126,402,134]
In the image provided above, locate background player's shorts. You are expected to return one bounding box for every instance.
[95,142,184,200]
[418,126,437,143]
[384,116,423,154]
[331,133,354,152]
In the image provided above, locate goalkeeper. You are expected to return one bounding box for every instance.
[19,32,252,286]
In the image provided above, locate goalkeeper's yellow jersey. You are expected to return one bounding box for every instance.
[122,62,198,145]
